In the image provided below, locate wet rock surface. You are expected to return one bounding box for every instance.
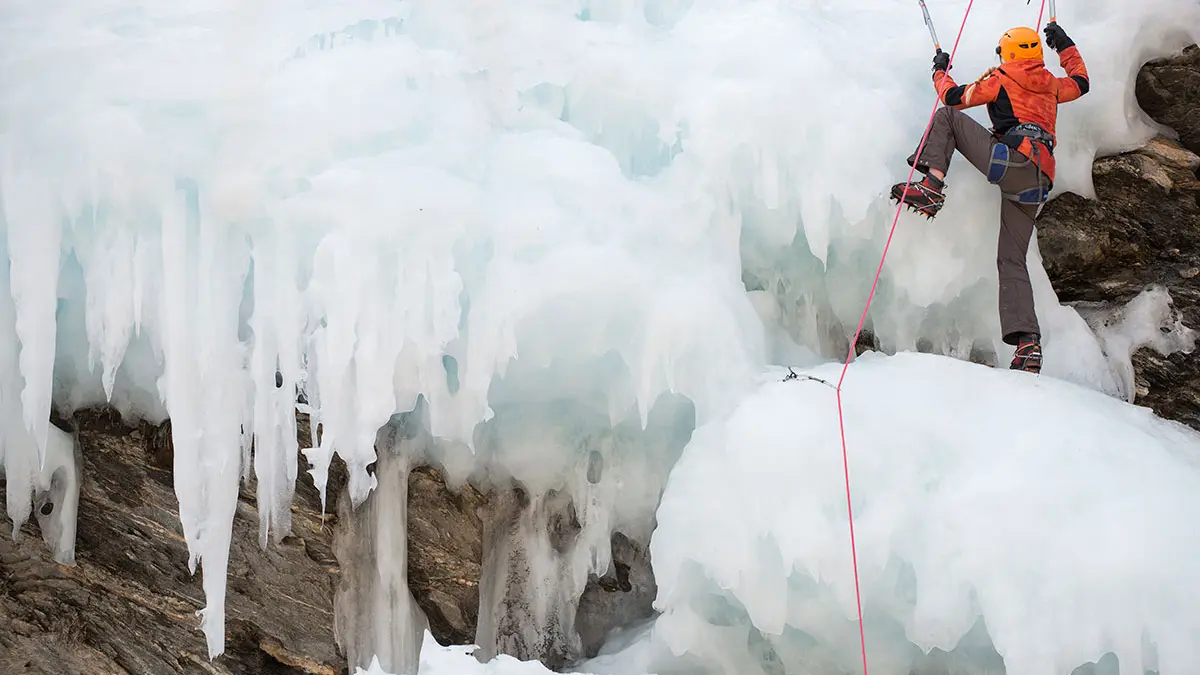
[1038,45,1200,430]
[574,531,657,660]
[406,464,487,647]
[0,408,345,675]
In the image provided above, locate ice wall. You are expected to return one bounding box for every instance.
[2,0,1199,662]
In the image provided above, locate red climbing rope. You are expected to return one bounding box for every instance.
[832,1,982,673]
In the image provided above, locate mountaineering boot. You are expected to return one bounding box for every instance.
[890,174,946,219]
[1009,333,1042,373]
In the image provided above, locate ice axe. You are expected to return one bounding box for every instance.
[918,0,941,52]
[1028,0,1057,25]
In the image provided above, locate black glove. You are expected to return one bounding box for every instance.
[932,49,951,72]
[1043,22,1074,52]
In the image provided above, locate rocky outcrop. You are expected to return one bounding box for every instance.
[0,408,345,675]
[575,531,657,660]
[0,400,504,675]
[1135,44,1200,155]
[406,464,487,647]
[1039,138,1200,298]
[1038,45,1200,430]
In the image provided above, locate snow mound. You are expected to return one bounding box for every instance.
[639,352,1200,675]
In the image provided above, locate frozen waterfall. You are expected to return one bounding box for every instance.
[3,0,1200,673]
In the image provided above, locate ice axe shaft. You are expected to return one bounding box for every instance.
[1029,0,1057,24]
[918,0,941,51]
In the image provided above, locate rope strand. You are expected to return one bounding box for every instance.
[833,2,977,672]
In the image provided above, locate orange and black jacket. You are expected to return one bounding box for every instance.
[932,45,1089,184]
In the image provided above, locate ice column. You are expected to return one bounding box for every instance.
[334,419,428,675]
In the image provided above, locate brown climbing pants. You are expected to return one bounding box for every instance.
[907,106,1046,345]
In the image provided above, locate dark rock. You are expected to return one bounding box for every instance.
[1131,340,1200,429]
[575,531,658,659]
[1038,46,1200,430]
[294,412,348,519]
[854,328,879,357]
[406,464,486,647]
[0,407,346,675]
[1039,137,1200,305]
[1135,44,1200,155]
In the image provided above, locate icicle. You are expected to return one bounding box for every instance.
[158,181,252,658]
[32,423,82,565]
[2,150,62,464]
[0,233,37,535]
[249,226,301,547]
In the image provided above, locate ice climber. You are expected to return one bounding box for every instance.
[890,22,1089,374]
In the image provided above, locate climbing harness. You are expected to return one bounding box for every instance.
[831,2,1050,673]
[1005,151,1051,207]
[985,123,1055,205]
[1003,121,1056,152]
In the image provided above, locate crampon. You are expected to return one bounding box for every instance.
[1009,334,1043,374]
[889,175,946,219]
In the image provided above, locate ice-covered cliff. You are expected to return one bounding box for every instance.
[3,1,1200,674]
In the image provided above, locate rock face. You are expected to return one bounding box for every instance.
[1135,44,1200,155]
[1038,44,1200,430]
[0,407,345,675]
[406,464,487,647]
[574,531,657,660]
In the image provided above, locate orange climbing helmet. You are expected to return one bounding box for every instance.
[996,26,1043,63]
